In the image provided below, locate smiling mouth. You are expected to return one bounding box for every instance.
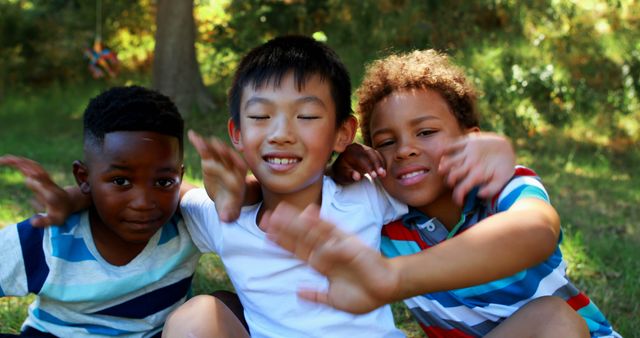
[399,170,427,180]
[264,157,300,165]
[396,168,430,186]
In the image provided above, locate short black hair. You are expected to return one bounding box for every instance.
[83,86,184,153]
[228,35,352,127]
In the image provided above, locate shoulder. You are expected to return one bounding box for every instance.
[490,166,550,212]
[326,175,383,202]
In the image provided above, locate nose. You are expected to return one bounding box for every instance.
[268,114,295,145]
[129,187,156,210]
[395,137,420,160]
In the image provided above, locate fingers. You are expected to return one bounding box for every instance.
[29,214,57,228]
[189,130,247,175]
[297,289,330,306]
[263,202,318,251]
[477,165,515,199]
[451,170,484,205]
[263,202,340,263]
[0,155,49,180]
[332,144,386,184]
[441,153,470,187]
[352,146,385,178]
[362,147,386,178]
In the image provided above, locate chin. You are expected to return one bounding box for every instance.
[123,232,157,244]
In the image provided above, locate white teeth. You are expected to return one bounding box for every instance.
[268,158,299,165]
[400,170,425,179]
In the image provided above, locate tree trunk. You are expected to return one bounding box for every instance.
[152,0,214,116]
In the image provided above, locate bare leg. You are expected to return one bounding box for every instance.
[486,296,589,338]
[162,295,249,338]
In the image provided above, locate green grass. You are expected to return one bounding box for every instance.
[1,84,637,337]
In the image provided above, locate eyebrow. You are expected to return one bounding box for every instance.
[371,115,439,137]
[244,96,327,110]
[103,165,180,174]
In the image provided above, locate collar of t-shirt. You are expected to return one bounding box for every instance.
[401,187,480,244]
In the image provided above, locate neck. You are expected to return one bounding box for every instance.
[89,209,146,266]
[257,176,324,228]
[416,191,462,231]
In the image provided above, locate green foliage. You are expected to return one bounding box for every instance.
[2,0,638,139]
[1,83,638,336]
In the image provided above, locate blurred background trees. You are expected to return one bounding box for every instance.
[1,1,638,335]
[1,0,638,142]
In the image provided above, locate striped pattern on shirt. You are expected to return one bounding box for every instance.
[0,211,200,338]
[380,166,619,337]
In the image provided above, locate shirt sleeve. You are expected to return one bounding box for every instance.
[493,166,551,213]
[0,218,49,296]
[179,188,222,254]
[367,177,409,225]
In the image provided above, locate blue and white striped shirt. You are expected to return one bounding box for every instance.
[0,211,200,337]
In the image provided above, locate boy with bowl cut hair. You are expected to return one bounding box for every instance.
[0,86,201,337]
[167,34,406,337]
[165,36,517,337]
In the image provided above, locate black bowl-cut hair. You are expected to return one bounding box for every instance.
[228,35,353,128]
[83,86,184,153]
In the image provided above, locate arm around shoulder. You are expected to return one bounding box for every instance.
[389,197,560,299]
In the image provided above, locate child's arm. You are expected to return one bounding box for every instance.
[262,198,560,314]
[330,132,515,204]
[187,130,260,222]
[0,155,88,227]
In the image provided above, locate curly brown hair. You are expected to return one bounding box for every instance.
[356,49,479,146]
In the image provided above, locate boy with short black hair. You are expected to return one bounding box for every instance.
[264,50,619,337]
[165,34,407,337]
[0,86,200,337]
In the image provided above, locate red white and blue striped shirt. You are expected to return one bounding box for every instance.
[380,166,619,337]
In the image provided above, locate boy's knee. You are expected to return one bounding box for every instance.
[487,296,589,338]
[163,295,249,338]
[521,296,589,338]
[163,295,222,337]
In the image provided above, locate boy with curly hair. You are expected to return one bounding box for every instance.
[265,50,619,337]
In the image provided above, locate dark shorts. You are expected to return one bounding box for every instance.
[0,326,162,338]
[211,290,249,331]
[0,326,58,338]
[0,292,245,338]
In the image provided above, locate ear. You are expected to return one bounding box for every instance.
[227,118,243,152]
[333,116,358,153]
[72,160,91,194]
[465,126,481,134]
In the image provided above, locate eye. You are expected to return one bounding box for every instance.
[374,139,395,149]
[417,129,436,137]
[112,177,130,186]
[156,178,177,188]
[298,115,320,120]
[247,114,269,120]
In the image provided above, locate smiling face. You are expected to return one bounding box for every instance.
[230,71,354,207]
[370,89,475,212]
[76,131,183,252]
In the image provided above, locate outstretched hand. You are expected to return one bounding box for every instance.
[188,130,248,222]
[0,155,72,227]
[439,132,516,205]
[330,143,386,185]
[261,202,399,314]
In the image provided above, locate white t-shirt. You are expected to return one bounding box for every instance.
[181,176,407,338]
